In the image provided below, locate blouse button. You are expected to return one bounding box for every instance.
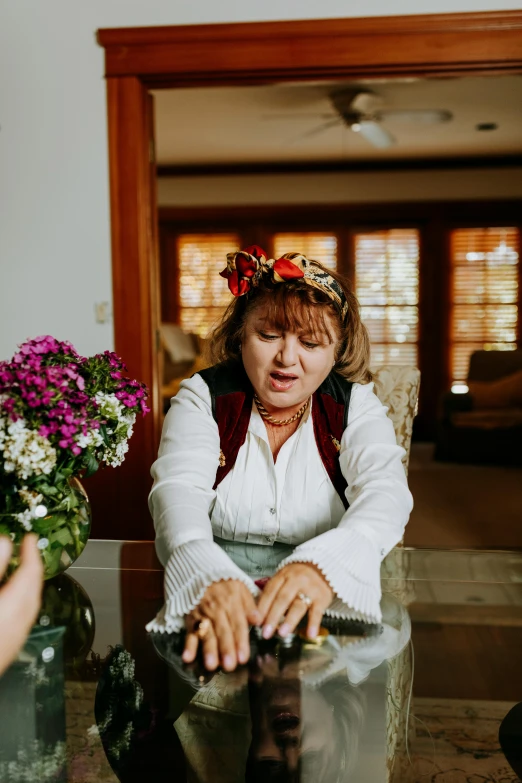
[265,535,274,543]
[269,508,276,515]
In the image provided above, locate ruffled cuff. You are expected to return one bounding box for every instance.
[146,539,260,634]
[277,527,382,624]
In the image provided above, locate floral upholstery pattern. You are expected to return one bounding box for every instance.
[372,365,421,477]
[372,365,420,781]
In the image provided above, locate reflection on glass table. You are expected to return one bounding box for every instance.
[1,539,521,783]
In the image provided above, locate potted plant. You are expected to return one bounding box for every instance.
[0,336,149,578]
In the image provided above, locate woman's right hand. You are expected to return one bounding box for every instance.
[182,579,261,672]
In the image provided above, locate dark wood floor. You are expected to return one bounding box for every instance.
[412,622,522,701]
[405,444,522,550]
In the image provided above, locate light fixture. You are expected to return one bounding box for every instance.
[476,122,498,132]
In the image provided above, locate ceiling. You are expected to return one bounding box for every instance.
[153,75,522,166]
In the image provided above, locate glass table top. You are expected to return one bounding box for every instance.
[2,540,522,782]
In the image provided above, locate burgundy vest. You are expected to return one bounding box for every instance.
[198,362,353,509]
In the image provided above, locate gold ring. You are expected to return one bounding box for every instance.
[193,618,212,640]
[297,591,312,607]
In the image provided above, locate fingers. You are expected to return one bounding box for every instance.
[201,627,219,670]
[306,604,325,640]
[182,614,200,664]
[0,537,13,580]
[260,579,298,639]
[183,581,257,672]
[227,600,251,665]
[214,608,240,671]
[256,572,285,626]
[278,597,309,638]
[242,587,261,626]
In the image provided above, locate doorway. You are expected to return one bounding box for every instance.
[94,11,522,540]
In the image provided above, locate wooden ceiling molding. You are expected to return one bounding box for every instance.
[97,11,522,540]
[98,11,522,84]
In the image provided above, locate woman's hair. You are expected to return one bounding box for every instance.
[208,255,372,384]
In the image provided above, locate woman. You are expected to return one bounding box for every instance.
[147,246,413,673]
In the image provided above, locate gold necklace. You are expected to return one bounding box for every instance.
[254,393,310,427]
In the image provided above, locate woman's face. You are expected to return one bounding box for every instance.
[241,305,338,410]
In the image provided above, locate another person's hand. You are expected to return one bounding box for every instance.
[256,563,333,641]
[0,535,44,677]
[183,579,261,672]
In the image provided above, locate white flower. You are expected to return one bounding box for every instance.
[37,538,49,550]
[75,428,104,450]
[34,505,47,518]
[15,509,34,531]
[95,392,124,421]
[2,421,56,480]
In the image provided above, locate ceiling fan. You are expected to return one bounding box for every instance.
[265,87,453,149]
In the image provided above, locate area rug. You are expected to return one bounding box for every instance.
[406,697,519,783]
[65,685,518,782]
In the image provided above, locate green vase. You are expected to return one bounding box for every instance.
[38,477,91,580]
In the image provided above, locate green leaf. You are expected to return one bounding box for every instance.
[49,527,73,547]
[84,452,99,478]
[100,424,111,448]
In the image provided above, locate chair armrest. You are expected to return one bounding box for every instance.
[441,391,474,420]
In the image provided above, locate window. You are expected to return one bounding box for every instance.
[449,227,519,387]
[177,233,241,337]
[272,233,338,269]
[354,229,420,368]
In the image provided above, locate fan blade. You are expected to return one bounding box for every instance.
[289,117,342,143]
[355,120,395,148]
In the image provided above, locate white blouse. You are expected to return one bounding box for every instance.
[146,372,413,633]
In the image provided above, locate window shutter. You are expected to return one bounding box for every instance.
[450,227,519,386]
[177,233,240,337]
[354,229,420,368]
[272,233,338,269]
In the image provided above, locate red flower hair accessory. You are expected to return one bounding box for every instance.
[220,247,348,319]
[220,245,267,297]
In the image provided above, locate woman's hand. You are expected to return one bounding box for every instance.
[183,579,261,672]
[0,535,44,677]
[256,563,333,640]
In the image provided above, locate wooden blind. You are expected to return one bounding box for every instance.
[272,233,337,269]
[354,229,420,368]
[177,233,240,337]
[450,227,519,386]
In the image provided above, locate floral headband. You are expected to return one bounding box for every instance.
[220,245,349,320]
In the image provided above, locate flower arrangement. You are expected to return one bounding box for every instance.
[0,336,149,576]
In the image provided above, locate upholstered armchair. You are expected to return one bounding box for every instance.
[373,365,421,477]
[372,365,421,783]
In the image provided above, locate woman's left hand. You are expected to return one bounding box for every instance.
[256,563,334,641]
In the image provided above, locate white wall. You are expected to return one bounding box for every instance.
[158,168,522,206]
[2,0,522,361]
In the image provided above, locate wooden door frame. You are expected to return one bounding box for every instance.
[96,11,522,540]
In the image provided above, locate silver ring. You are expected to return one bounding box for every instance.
[297,591,312,607]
